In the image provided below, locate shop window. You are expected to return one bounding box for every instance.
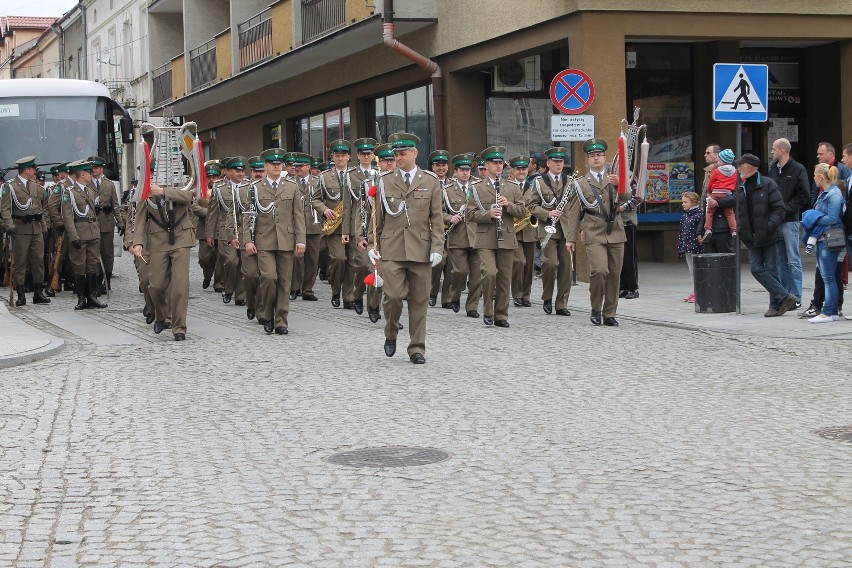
[293,106,350,160]
[486,97,558,167]
[263,122,282,149]
[373,84,433,168]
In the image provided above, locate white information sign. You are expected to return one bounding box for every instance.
[0,104,21,118]
[551,114,595,142]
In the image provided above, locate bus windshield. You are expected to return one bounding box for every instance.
[0,96,111,179]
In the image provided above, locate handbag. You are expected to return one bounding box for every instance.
[823,227,846,251]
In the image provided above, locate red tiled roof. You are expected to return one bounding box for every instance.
[1,16,58,35]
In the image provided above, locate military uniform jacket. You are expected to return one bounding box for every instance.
[465,177,524,250]
[1,177,49,235]
[443,179,472,249]
[293,175,323,236]
[527,173,572,241]
[343,167,376,241]
[190,198,209,239]
[47,178,73,229]
[60,182,100,242]
[565,172,629,245]
[313,168,353,236]
[132,187,196,252]
[89,176,119,232]
[207,179,244,242]
[374,168,444,262]
[238,177,306,251]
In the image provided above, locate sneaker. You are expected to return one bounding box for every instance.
[809,314,834,323]
[764,307,782,317]
[831,315,842,321]
[799,305,819,318]
[778,295,798,315]
[845,314,852,320]
[684,293,695,303]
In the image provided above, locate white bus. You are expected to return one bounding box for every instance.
[0,78,133,182]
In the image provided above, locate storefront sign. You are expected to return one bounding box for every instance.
[550,114,595,141]
[550,69,595,115]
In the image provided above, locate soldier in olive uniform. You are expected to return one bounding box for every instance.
[509,156,538,308]
[527,147,574,316]
[195,160,221,290]
[88,156,122,293]
[241,148,306,334]
[343,137,378,314]
[227,157,260,317]
[0,156,51,306]
[371,133,444,364]
[364,143,397,323]
[466,146,525,327]
[314,139,353,307]
[46,163,73,295]
[123,182,155,324]
[130,171,196,341]
[444,154,483,317]
[290,152,322,302]
[60,160,107,310]
[565,138,639,326]
[427,150,453,309]
[206,158,244,304]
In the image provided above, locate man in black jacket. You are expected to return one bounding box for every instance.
[767,138,811,305]
[735,153,798,317]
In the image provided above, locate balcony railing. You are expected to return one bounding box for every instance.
[301,0,345,43]
[152,62,173,106]
[189,39,217,91]
[238,8,273,70]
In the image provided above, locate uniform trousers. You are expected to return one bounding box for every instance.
[430,254,450,300]
[197,239,216,280]
[148,247,191,335]
[343,241,370,303]
[99,230,115,276]
[619,223,638,292]
[512,240,535,302]
[68,237,100,275]
[257,250,294,328]
[585,242,624,318]
[135,254,155,316]
[213,246,224,292]
[541,237,573,310]
[12,228,45,285]
[381,260,430,356]
[217,241,241,295]
[323,235,346,296]
[240,250,259,310]
[448,247,482,312]
[479,248,514,320]
[295,234,322,295]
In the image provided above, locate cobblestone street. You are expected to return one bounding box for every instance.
[1,252,850,567]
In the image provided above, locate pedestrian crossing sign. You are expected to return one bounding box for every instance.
[713,63,768,122]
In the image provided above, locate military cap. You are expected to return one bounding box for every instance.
[583,138,608,154]
[480,146,507,162]
[58,162,71,173]
[260,148,286,164]
[226,156,246,170]
[375,144,394,160]
[478,159,486,168]
[205,162,222,176]
[311,156,321,168]
[35,170,46,181]
[87,156,106,167]
[428,149,450,164]
[319,161,333,172]
[354,138,378,153]
[217,157,233,169]
[50,165,61,175]
[204,159,220,168]
[67,159,94,172]
[16,156,37,170]
[329,139,352,154]
[452,154,473,168]
[290,152,313,164]
[509,155,530,168]
[545,147,568,161]
[248,156,264,170]
[388,132,420,149]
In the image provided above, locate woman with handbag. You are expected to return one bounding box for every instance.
[804,163,846,323]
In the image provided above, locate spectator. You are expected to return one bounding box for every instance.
[734,153,798,317]
[677,191,703,303]
[805,163,845,323]
[702,144,721,199]
[700,144,735,253]
[703,148,738,240]
[767,138,811,306]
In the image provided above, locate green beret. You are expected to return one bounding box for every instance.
[583,138,608,154]
[509,156,530,168]
[260,148,285,163]
[354,138,378,153]
[319,161,332,172]
[329,139,352,154]
[428,150,450,163]
[67,159,94,172]
[375,144,394,159]
[388,132,420,149]
[87,156,106,167]
[452,154,473,168]
[480,146,506,162]
[248,156,264,170]
[291,152,313,164]
[16,156,37,170]
[545,147,568,160]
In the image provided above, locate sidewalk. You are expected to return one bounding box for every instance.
[0,301,64,368]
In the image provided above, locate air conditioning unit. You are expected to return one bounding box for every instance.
[493,55,542,92]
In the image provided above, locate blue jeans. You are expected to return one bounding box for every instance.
[816,241,841,316]
[749,243,788,307]
[778,221,803,303]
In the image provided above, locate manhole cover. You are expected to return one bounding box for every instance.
[814,426,852,443]
[326,446,450,468]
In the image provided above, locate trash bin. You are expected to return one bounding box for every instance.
[694,253,736,313]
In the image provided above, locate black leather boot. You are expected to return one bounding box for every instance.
[44,283,55,298]
[86,274,107,309]
[74,275,87,310]
[32,283,51,304]
[15,285,26,306]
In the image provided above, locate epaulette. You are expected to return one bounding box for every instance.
[421,169,439,179]
[504,178,522,186]
[378,170,394,178]
[469,178,484,185]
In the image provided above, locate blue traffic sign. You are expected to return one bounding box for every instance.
[713,63,768,122]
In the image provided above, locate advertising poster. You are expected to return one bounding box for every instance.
[667,162,695,202]
[644,163,669,203]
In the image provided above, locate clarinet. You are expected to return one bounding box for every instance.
[248,184,257,242]
[540,173,578,248]
[360,171,372,241]
[494,178,504,242]
[444,203,467,237]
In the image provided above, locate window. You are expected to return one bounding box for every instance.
[123,20,133,78]
[486,97,556,167]
[91,41,101,81]
[93,9,97,24]
[373,84,433,168]
[263,122,282,149]
[293,106,350,160]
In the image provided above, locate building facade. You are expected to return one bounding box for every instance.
[1,16,58,80]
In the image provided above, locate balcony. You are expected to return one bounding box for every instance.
[189,39,217,91]
[152,61,173,106]
[239,8,273,70]
[301,0,344,43]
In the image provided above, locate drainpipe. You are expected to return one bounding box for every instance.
[382,0,444,149]
[52,23,64,78]
[81,3,87,79]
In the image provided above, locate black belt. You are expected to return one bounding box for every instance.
[13,213,43,223]
[150,210,188,245]
[75,218,97,224]
[94,206,114,214]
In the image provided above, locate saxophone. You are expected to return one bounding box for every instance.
[513,208,538,232]
[321,171,346,235]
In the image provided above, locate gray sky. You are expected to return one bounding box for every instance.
[3,0,79,18]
